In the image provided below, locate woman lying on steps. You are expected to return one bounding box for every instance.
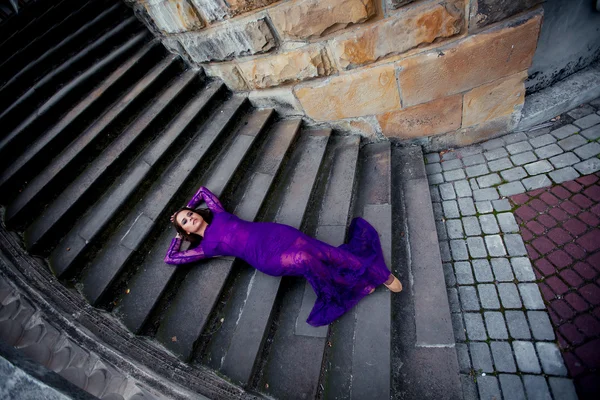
[164,186,402,327]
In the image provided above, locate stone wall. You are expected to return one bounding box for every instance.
[127,0,544,148]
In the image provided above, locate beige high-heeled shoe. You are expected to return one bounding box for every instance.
[384,275,403,292]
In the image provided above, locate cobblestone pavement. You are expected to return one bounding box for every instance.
[510,174,600,399]
[425,99,600,400]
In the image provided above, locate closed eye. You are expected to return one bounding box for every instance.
[182,218,187,225]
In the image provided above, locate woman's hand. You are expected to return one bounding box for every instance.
[170,212,177,223]
[175,233,182,239]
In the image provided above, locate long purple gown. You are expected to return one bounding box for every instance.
[164,187,392,327]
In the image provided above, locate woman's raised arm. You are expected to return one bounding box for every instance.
[164,235,208,265]
[186,186,225,213]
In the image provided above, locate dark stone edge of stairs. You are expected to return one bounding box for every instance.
[0,140,460,399]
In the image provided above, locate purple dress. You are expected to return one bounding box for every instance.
[165,187,392,327]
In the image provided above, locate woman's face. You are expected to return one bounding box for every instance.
[176,210,205,235]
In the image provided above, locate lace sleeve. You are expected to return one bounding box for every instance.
[186,186,225,213]
[164,237,208,265]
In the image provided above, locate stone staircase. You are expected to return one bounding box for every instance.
[0,1,461,399]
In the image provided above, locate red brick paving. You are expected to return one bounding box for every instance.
[511,173,600,400]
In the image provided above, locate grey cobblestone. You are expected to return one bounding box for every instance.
[463,154,486,166]
[506,311,531,339]
[479,214,499,234]
[454,261,474,285]
[524,160,553,175]
[458,197,476,216]
[581,124,600,140]
[439,241,451,262]
[501,166,528,181]
[458,145,483,157]
[433,202,443,220]
[527,127,551,138]
[574,158,600,174]
[484,147,508,160]
[444,169,467,181]
[511,151,538,165]
[491,342,516,372]
[452,312,466,341]
[530,134,556,148]
[519,283,545,310]
[476,173,501,188]
[550,124,579,139]
[469,178,479,190]
[430,185,441,202]
[549,166,580,183]
[567,104,595,119]
[511,257,536,282]
[472,259,494,283]
[488,157,513,171]
[527,311,555,341]
[467,237,487,258]
[473,188,499,201]
[470,342,494,372]
[426,162,442,175]
[482,138,504,150]
[454,180,472,197]
[574,141,600,159]
[428,173,444,184]
[536,342,567,376]
[523,375,551,399]
[499,181,526,196]
[492,199,511,212]
[439,182,456,200]
[442,158,462,171]
[478,284,500,309]
[558,134,588,151]
[443,200,460,218]
[497,213,519,232]
[504,132,528,144]
[461,375,479,400]
[498,283,523,309]
[535,143,564,159]
[514,341,541,373]
[504,234,527,256]
[464,313,486,341]
[477,375,501,399]
[484,312,508,340]
[499,374,526,400]
[485,235,507,257]
[456,343,471,373]
[459,286,480,311]
[448,288,460,312]
[548,377,578,400]
[549,152,581,168]
[475,201,493,214]
[443,262,456,286]
[507,141,533,154]
[425,153,441,163]
[466,164,489,178]
[435,221,447,240]
[450,239,469,261]
[491,258,514,281]
[446,219,464,239]
[462,216,481,236]
[522,174,553,191]
[573,113,600,129]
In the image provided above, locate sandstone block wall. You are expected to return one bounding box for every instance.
[127,0,544,148]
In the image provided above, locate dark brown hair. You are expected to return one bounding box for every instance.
[172,207,213,247]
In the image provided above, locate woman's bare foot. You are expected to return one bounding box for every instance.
[384,274,402,292]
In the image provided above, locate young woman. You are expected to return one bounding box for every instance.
[165,186,402,327]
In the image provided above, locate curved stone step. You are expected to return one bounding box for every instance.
[118,109,275,334]
[211,128,332,387]
[0,30,151,172]
[46,74,219,278]
[22,66,196,252]
[260,135,360,400]
[0,15,140,134]
[79,95,247,305]
[154,119,301,360]
[324,141,392,400]
[0,40,161,196]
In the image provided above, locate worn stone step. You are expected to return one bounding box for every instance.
[21,65,194,252]
[47,75,220,279]
[119,109,275,335]
[0,0,106,79]
[213,128,331,387]
[154,119,301,359]
[0,2,126,114]
[260,135,360,400]
[0,40,161,197]
[0,30,151,172]
[79,95,247,305]
[323,141,392,400]
[0,15,139,134]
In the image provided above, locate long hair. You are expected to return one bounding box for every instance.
[172,207,213,248]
